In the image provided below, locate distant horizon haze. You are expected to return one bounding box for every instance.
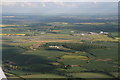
[1,2,118,16]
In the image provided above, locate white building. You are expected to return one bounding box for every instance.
[49,46,60,49]
[100,31,104,34]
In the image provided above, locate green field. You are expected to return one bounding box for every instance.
[2,15,119,79]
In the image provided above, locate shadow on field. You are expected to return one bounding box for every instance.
[2,44,57,73]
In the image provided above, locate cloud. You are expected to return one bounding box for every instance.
[1,2,117,15]
[1,0,119,7]
[1,2,41,8]
[1,0,119,2]
[0,2,66,7]
[0,2,17,6]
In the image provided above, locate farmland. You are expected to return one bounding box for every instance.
[1,14,119,79]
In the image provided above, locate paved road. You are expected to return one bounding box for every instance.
[0,67,7,80]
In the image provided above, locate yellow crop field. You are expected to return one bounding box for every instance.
[0,25,27,27]
[0,34,26,36]
[115,37,120,40]
[75,23,105,25]
[52,30,61,32]
[0,25,17,27]
[50,62,60,66]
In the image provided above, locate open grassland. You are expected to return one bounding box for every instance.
[59,59,88,65]
[61,55,88,59]
[21,74,66,78]
[69,72,113,78]
[84,34,117,41]
[89,48,118,59]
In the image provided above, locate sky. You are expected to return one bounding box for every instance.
[1,0,119,2]
[1,2,118,15]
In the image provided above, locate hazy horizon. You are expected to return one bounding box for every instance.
[1,2,118,16]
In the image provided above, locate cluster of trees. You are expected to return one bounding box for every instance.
[44,42,109,51]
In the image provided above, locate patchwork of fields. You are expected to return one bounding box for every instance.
[2,15,119,79]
